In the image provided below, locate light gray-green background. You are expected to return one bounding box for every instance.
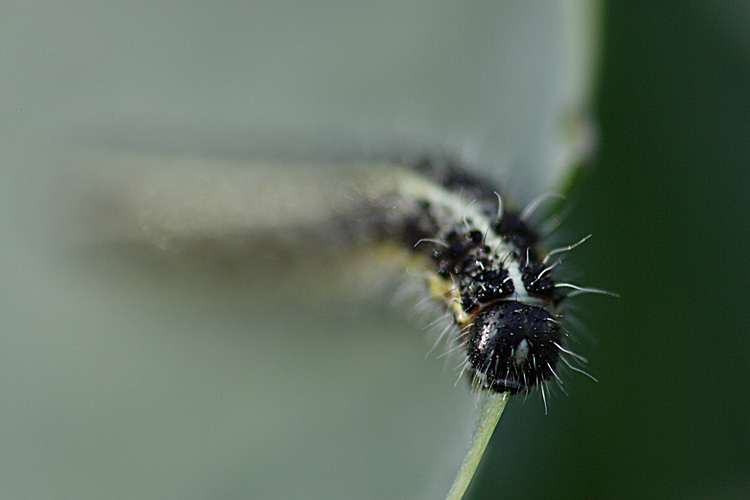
[2,2,747,500]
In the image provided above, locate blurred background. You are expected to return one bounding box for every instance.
[472,3,750,499]
[1,2,748,500]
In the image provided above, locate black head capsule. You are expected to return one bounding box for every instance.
[466,301,562,394]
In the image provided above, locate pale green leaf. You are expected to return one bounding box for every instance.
[0,2,602,499]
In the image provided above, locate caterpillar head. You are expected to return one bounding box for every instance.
[466,301,561,394]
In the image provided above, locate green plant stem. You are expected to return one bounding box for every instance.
[445,391,509,500]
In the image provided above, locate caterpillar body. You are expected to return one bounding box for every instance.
[86,153,598,402]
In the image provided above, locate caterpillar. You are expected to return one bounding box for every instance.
[86,152,604,406]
